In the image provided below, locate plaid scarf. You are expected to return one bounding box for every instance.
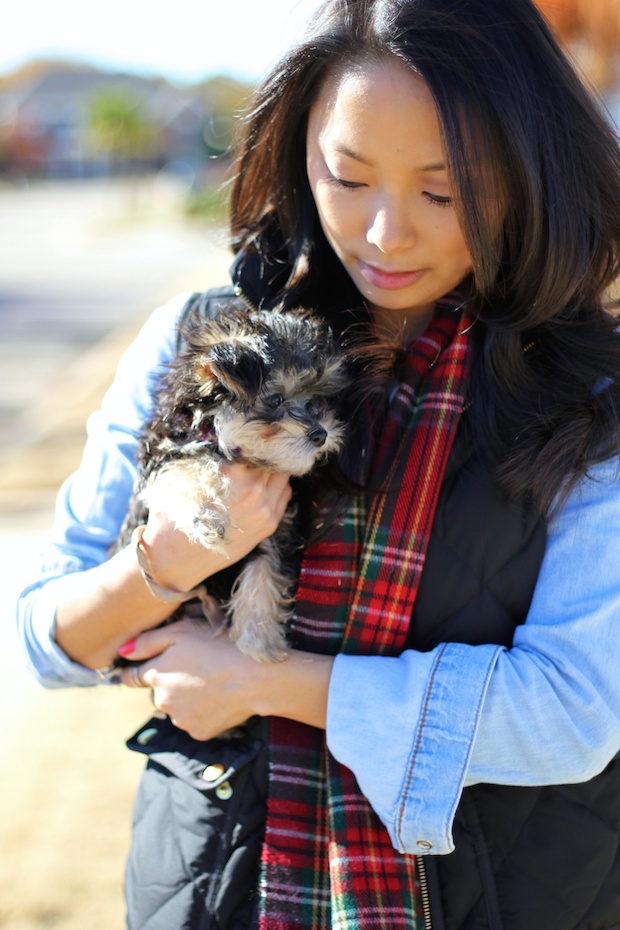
[258,302,474,930]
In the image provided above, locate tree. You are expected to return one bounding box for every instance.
[193,75,253,156]
[87,88,159,172]
[535,0,620,88]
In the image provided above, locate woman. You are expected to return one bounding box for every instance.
[16,0,620,928]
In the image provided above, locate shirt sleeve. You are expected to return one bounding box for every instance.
[15,293,192,688]
[326,457,620,855]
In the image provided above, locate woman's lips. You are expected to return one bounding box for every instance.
[358,260,427,290]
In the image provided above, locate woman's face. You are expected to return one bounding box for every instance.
[306,57,473,339]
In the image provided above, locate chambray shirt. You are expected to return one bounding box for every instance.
[15,294,620,856]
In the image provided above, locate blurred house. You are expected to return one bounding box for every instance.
[0,61,249,179]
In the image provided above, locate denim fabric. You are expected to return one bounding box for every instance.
[328,456,620,853]
[15,295,620,857]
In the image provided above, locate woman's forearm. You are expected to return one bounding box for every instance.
[54,544,174,670]
[252,649,335,730]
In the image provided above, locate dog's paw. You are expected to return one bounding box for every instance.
[187,508,230,552]
[143,459,231,553]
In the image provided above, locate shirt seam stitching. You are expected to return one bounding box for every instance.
[396,642,447,846]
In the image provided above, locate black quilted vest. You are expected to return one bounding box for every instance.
[123,282,620,930]
[411,433,620,930]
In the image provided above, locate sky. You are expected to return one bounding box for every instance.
[0,0,326,84]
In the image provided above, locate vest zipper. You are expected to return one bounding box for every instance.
[234,283,258,313]
[417,855,433,930]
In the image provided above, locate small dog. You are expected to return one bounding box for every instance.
[119,301,350,662]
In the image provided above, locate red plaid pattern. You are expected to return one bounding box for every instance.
[259,301,474,929]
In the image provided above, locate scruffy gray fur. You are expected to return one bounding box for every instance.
[119,303,350,662]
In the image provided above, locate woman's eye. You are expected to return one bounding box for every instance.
[266,393,284,408]
[424,192,452,207]
[327,174,364,191]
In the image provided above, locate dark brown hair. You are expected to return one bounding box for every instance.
[230,0,620,511]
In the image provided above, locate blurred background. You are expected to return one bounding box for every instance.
[0,1,618,928]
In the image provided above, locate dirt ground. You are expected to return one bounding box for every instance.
[0,676,152,930]
[0,468,156,930]
[0,191,231,929]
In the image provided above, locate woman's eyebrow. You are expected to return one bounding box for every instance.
[332,143,373,165]
[332,143,446,173]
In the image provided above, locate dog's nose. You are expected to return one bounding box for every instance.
[307,427,327,447]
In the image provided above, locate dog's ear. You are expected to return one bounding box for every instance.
[199,341,265,404]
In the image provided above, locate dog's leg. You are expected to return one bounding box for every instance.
[226,533,293,663]
[142,456,232,553]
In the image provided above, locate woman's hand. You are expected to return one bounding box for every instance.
[140,463,293,592]
[54,463,291,672]
[121,620,260,739]
[119,618,334,741]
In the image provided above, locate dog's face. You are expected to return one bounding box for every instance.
[182,308,350,476]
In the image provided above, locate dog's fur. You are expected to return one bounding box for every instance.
[118,303,350,662]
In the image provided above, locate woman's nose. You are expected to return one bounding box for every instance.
[366,198,417,253]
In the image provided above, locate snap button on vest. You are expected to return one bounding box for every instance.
[136,727,159,746]
[202,763,226,783]
[215,781,234,800]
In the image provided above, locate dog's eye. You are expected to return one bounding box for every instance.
[266,393,284,408]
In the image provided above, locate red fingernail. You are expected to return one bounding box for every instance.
[118,639,137,657]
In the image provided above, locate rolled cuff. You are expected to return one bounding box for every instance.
[326,643,502,854]
[18,570,107,688]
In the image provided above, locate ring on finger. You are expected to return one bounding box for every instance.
[127,664,146,688]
